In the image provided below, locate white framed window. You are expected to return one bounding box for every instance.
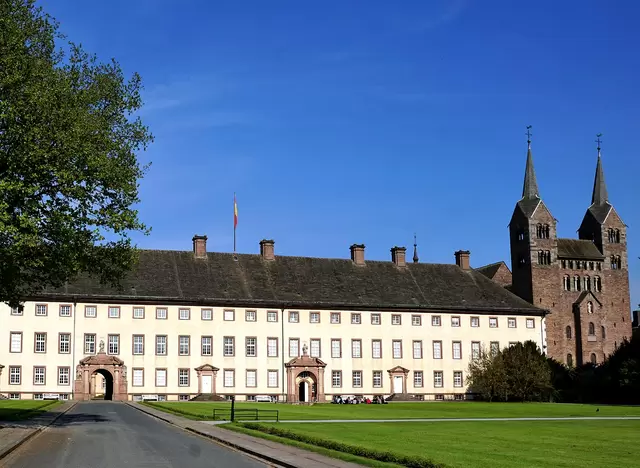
[58,367,70,385]
[245,310,257,322]
[411,315,422,326]
[351,313,361,324]
[34,366,45,385]
[9,366,21,384]
[309,312,320,323]
[489,317,498,328]
[179,336,190,355]
[246,370,257,387]
[223,309,235,321]
[432,315,441,326]
[246,337,257,357]
[451,316,461,327]
[156,335,167,355]
[156,308,167,320]
[433,341,442,359]
[10,332,22,353]
[133,335,144,355]
[179,308,190,320]
[178,369,189,386]
[267,337,278,357]
[155,369,167,386]
[35,304,48,316]
[508,317,517,328]
[371,313,381,325]
[179,394,189,401]
[223,336,235,356]
[201,336,212,356]
[392,340,402,359]
[59,333,71,353]
[471,316,480,327]
[289,338,299,358]
[352,371,362,388]
[433,371,443,388]
[85,305,97,318]
[490,341,500,356]
[133,307,144,319]
[330,312,341,324]
[472,341,480,360]
[108,306,120,318]
[59,305,72,317]
[373,370,382,388]
[35,333,46,353]
[331,339,341,358]
[223,369,234,387]
[33,393,43,400]
[526,318,535,329]
[414,371,423,388]
[413,340,422,359]
[391,314,401,325]
[310,339,321,358]
[201,308,213,320]
[108,335,119,355]
[351,339,362,358]
[453,371,463,387]
[9,393,20,400]
[372,339,382,359]
[267,310,278,322]
[288,311,299,323]
[84,334,96,354]
[331,370,342,388]
[452,341,462,359]
[132,369,143,387]
[267,370,278,388]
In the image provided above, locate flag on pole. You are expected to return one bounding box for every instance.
[234,194,238,229]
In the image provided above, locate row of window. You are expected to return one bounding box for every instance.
[6,366,71,386]
[566,353,599,367]
[522,226,621,245]
[565,323,606,339]
[537,254,622,270]
[560,260,603,271]
[8,305,536,329]
[331,370,464,389]
[562,275,602,292]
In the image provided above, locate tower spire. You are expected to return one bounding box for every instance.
[522,125,540,200]
[412,233,419,263]
[591,133,608,206]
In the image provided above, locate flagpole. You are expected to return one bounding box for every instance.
[233,192,236,254]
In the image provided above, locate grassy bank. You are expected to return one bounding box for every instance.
[0,400,60,421]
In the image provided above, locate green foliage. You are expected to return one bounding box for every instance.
[467,341,553,402]
[240,422,444,468]
[0,0,152,306]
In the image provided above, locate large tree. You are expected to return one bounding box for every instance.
[0,0,153,307]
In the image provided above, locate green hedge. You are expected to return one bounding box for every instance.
[240,422,444,468]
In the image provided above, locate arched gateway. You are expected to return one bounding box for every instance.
[74,341,128,401]
[285,344,326,403]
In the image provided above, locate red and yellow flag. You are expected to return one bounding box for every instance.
[233,194,238,229]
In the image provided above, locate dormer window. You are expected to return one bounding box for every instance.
[536,224,550,239]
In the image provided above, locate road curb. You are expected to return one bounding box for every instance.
[0,401,77,461]
[128,403,297,468]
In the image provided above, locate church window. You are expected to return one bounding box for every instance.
[590,353,597,365]
[537,250,551,265]
[573,276,581,291]
[584,276,591,291]
[601,326,606,339]
[587,301,593,314]
[565,326,572,339]
[608,229,621,243]
[611,255,622,270]
[562,275,570,291]
[536,224,550,239]
[566,354,573,367]
[588,322,595,335]
[561,260,566,269]
[594,276,602,292]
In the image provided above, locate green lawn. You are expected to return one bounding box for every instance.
[0,400,60,421]
[145,401,640,421]
[239,420,640,468]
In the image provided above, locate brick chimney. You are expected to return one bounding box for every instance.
[454,250,471,270]
[260,239,275,261]
[350,244,365,266]
[192,235,208,259]
[391,246,407,267]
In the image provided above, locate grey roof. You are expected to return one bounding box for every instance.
[557,239,604,260]
[522,145,540,200]
[591,153,608,206]
[587,202,612,224]
[516,197,541,219]
[37,250,545,315]
[475,261,507,280]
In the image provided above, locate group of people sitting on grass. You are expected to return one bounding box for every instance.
[331,395,387,404]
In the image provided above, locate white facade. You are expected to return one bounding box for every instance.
[0,300,544,401]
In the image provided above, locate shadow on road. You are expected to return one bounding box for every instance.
[53,413,111,426]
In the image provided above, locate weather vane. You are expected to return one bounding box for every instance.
[596,133,602,151]
[526,125,532,145]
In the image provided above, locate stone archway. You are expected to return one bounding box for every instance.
[285,345,326,403]
[74,344,128,401]
[91,368,114,400]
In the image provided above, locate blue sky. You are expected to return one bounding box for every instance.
[44,0,639,309]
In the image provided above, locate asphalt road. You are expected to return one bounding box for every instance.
[1,402,266,468]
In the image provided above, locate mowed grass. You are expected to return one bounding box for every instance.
[246,419,640,468]
[145,401,640,421]
[0,400,59,421]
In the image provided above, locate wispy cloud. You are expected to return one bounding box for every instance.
[405,0,469,33]
[140,75,230,115]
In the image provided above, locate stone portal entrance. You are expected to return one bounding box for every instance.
[74,341,128,401]
[285,344,326,403]
[387,366,409,395]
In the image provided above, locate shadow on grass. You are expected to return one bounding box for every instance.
[0,402,58,422]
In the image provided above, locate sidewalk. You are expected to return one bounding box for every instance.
[129,402,364,468]
[0,401,76,460]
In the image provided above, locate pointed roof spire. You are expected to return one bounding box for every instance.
[591,133,608,206]
[412,233,419,263]
[522,125,540,200]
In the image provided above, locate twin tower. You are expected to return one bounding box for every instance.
[508,135,631,366]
